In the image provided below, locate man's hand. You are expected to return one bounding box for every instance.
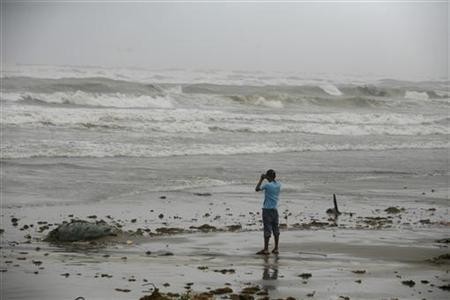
[256,173,265,191]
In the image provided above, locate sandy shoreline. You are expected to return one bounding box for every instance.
[2,227,449,300]
[2,149,449,299]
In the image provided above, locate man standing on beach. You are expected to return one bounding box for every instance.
[255,169,281,255]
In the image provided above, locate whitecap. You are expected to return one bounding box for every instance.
[319,83,343,96]
[405,91,429,101]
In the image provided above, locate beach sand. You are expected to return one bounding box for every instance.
[1,149,449,299]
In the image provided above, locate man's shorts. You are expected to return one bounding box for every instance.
[262,208,280,238]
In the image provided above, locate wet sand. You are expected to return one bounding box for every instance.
[1,149,449,299]
[2,228,449,300]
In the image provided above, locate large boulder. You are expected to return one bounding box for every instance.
[45,220,118,242]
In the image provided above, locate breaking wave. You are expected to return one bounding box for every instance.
[2,68,448,160]
[319,83,342,96]
[2,76,165,96]
[2,139,448,159]
[3,91,174,108]
[3,105,448,136]
[2,76,448,116]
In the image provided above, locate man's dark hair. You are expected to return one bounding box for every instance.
[266,169,276,179]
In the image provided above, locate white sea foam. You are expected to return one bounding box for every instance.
[319,83,343,96]
[253,96,284,109]
[150,177,231,192]
[405,91,429,101]
[3,105,448,136]
[2,139,448,159]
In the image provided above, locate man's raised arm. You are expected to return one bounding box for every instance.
[255,174,265,192]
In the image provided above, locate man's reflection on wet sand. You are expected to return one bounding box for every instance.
[262,255,279,291]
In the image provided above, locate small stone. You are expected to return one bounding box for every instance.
[307,291,316,297]
[402,280,416,287]
[32,260,42,266]
[298,273,312,279]
[194,193,212,197]
[214,269,235,274]
[158,214,164,219]
[241,286,260,294]
[385,207,403,214]
[211,287,233,295]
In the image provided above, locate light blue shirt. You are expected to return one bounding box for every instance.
[261,181,281,209]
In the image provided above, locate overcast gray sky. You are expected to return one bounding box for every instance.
[2,1,448,79]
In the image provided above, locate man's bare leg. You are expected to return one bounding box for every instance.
[257,236,270,255]
[272,234,279,254]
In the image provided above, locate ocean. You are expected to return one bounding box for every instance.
[2,65,448,158]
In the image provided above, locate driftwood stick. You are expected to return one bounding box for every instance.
[327,194,341,217]
[333,194,340,215]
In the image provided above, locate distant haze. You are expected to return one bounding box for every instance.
[2,1,448,80]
